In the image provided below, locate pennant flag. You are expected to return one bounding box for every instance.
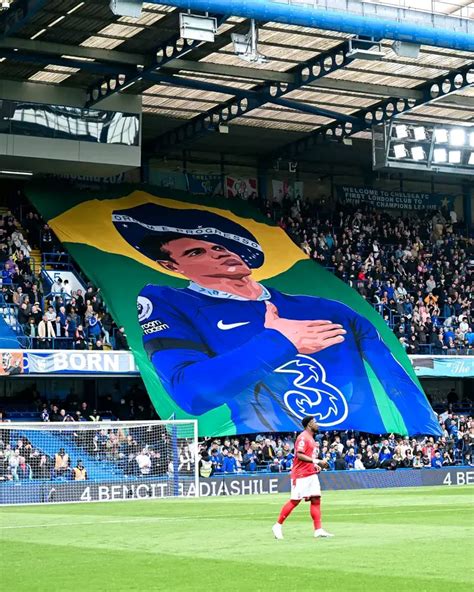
[225,176,257,200]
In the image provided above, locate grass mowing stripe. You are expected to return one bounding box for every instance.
[0,505,466,530]
[2,540,470,592]
[1,486,472,592]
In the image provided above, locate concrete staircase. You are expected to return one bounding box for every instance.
[30,248,43,274]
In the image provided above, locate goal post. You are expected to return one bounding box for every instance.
[0,420,199,505]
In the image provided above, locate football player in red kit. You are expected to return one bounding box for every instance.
[272,416,333,539]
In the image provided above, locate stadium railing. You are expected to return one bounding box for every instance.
[41,252,73,271]
[17,336,75,349]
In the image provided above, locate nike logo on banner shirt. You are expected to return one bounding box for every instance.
[217,320,250,330]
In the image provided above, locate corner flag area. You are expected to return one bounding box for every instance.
[1,486,472,592]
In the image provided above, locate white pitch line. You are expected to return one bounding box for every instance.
[0,516,217,530]
[0,507,465,530]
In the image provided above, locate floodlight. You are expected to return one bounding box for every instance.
[374,120,474,175]
[413,126,426,141]
[393,144,407,159]
[110,0,141,18]
[434,128,448,143]
[410,146,425,161]
[449,128,466,147]
[448,150,461,164]
[394,125,408,139]
[179,13,217,42]
[347,37,384,60]
[393,41,420,59]
[433,148,448,163]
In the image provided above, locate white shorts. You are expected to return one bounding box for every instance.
[290,474,321,500]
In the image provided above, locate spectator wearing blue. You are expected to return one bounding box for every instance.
[210,448,223,473]
[281,444,294,470]
[222,449,238,473]
[443,328,455,346]
[243,450,257,472]
[431,451,443,468]
[66,314,77,338]
[87,312,103,343]
[58,305,67,327]
[450,423,459,440]
[328,446,339,470]
[344,447,357,469]
[379,444,393,468]
[465,329,474,346]
[383,280,395,300]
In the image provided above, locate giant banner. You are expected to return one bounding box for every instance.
[29,187,441,437]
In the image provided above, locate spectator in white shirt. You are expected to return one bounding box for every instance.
[45,306,56,322]
[50,278,63,295]
[136,449,151,475]
[459,317,469,334]
[394,282,408,301]
[426,275,436,292]
[62,279,72,297]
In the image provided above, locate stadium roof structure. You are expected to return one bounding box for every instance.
[0,0,472,162]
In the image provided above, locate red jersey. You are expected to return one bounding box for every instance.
[291,431,317,479]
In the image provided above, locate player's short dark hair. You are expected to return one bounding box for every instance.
[302,416,315,428]
[138,232,200,263]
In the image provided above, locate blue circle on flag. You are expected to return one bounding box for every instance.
[112,203,264,269]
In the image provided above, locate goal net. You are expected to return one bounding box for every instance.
[0,420,198,505]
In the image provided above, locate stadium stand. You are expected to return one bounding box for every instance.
[0,189,472,354]
[0,192,128,351]
[0,2,472,589]
[261,196,474,354]
[0,410,472,484]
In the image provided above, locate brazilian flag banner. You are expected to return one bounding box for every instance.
[29,186,441,437]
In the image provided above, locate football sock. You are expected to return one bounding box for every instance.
[310,497,322,530]
[277,499,301,524]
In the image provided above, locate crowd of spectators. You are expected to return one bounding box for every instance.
[1,190,472,354]
[197,410,473,476]
[0,420,170,482]
[1,398,472,482]
[0,435,88,482]
[252,195,473,354]
[0,207,129,350]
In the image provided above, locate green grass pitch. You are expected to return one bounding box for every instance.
[1,485,473,592]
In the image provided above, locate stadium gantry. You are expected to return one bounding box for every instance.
[0,0,471,169]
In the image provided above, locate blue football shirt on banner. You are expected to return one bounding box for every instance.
[138,283,441,435]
